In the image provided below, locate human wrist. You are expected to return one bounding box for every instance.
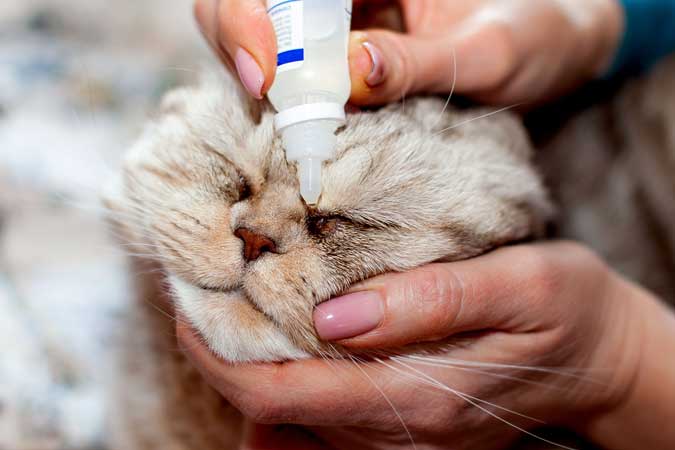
[581,279,675,449]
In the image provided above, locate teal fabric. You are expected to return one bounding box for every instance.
[607,0,675,76]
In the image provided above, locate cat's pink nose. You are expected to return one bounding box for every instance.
[234,227,277,262]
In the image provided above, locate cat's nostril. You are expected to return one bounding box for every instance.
[233,227,278,262]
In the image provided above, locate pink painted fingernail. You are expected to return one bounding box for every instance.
[363,42,386,87]
[234,47,264,99]
[314,291,383,341]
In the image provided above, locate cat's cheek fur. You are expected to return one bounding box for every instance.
[110,69,554,364]
[170,276,310,362]
[241,250,332,351]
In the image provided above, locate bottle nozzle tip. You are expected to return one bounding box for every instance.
[297,158,323,205]
[300,190,320,205]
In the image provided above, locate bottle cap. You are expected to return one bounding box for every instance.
[274,102,346,131]
[279,116,342,205]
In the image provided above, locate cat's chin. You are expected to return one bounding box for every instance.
[169,276,311,363]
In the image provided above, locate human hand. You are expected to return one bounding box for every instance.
[178,242,658,450]
[194,0,623,106]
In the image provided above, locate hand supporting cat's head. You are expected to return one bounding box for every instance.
[106,69,552,362]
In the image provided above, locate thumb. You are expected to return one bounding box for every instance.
[313,243,581,349]
[348,30,450,106]
[348,22,519,106]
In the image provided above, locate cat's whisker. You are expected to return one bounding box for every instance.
[379,357,547,424]
[121,252,177,262]
[321,346,427,396]
[137,292,192,332]
[432,46,458,130]
[345,354,418,450]
[128,266,167,279]
[323,343,345,361]
[119,242,166,250]
[100,207,151,223]
[107,228,158,247]
[383,358,578,450]
[349,354,448,398]
[116,250,176,263]
[159,66,199,74]
[434,103,523,136]
[315,347,349,385]
[164,323,216,355]
[390,356,574,392]
[400,355,604,383]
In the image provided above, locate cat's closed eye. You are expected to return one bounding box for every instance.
[236,174,251,202]
[306,215,342,236]
[111,70,553,366]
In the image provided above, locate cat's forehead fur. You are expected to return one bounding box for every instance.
[110,69,552,362]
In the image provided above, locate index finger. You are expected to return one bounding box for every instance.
[195,0,277,95]
[176,320,398,426]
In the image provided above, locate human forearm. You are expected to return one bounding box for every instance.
[585,278,675,449]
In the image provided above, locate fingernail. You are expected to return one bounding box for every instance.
[362,42,386,87]
[234,47,264,99]
[314,291,383,341]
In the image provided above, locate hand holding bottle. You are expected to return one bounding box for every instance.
[194,0,623,106]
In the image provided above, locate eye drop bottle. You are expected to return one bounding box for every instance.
[266,0,353,205]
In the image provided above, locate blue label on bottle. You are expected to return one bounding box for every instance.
[277,49,304,66]
[267,0,304,72]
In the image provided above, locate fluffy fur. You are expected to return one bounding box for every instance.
[106,56,675,449]
[107,70,552,364]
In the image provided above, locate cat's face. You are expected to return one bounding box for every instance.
[107,71,551,362]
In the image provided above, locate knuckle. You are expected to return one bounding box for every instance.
[558,240,609,285]
[409,266,462,336]
[411,268,444,302]
[476,21,518,91]
[492,22,518,72]
[384,32,415,95]
[410,268,447,309]
[515,242,607,304]
[515,246,563,301]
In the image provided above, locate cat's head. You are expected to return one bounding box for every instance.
[106,70,552,362]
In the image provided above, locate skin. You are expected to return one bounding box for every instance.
[178,243,675,449]
[193,0,624,106]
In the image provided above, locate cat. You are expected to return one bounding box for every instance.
[104,54,675,448]
[106,69,553,364]
[103,66,551,448]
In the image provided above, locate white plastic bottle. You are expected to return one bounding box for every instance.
[266,0,353,204]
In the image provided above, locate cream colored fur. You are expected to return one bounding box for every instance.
[107,68,551,364]
[106,56,675,449]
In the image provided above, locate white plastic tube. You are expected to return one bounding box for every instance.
[266,0,353,204]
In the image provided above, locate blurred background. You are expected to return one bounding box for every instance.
[0,2,207,448]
